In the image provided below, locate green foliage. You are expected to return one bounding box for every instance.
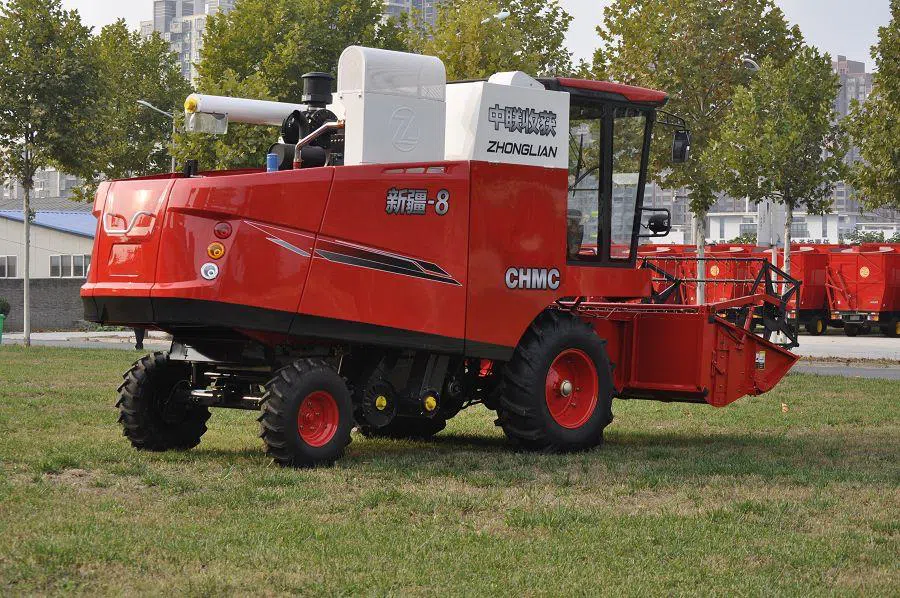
[593,0,801,216]
[0,296,10,317]
[842,229,900,245]
[411,0,572,80]
[708,47,847,218]
[198,0,405,103]
[846,0,900,210]
[0,0,98,195]
[728,231,758,245]
[70,21,191,202]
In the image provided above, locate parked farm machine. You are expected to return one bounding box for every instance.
[82,47,799,467]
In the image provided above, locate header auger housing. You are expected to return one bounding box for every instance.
[83,46,798,467]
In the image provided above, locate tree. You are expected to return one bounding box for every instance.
[198,0,405,102]
[180,0,404,170]
[0,0,98,345]
[592,0,801,287]
[846,0,900,210]
[844,229,886,245]
[71,21,191,201]
[410,0,572,80]
[707,47,847,277]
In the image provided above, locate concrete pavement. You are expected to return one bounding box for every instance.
[2,330,170,350]
[793,331,900,361]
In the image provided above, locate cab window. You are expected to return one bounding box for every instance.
[567,109,604,261]
[567,102,650,265]
[611,108,648,261]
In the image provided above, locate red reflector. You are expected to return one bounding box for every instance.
[214,222,232,239]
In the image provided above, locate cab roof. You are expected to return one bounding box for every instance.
[547,78,669,107]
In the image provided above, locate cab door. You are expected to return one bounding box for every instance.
[566,101,654,267]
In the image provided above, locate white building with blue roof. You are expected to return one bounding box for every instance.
[0,210,97,279]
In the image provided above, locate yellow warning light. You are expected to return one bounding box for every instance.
[207,242,226,260]
[184,95,199,113]
[375,395,388,411]
[423,395,438,412]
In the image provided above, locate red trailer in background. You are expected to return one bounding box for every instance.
[747,246,830,335]
[826,246,900,337]
[640,242,900,337]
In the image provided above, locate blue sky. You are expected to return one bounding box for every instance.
[64,0,891,68]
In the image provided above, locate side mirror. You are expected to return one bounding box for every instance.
[672,130,691,163]
[639,208,672,238]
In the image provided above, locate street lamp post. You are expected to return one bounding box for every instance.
[137,100,177,173]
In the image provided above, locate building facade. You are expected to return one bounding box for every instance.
[0,168,82,204]
[141,0,235,82]
[383,0,440,25]
[0,210,96,280]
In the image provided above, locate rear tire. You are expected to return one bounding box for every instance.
[258,359,353,467]
[805,315,826,336]
[844,323,860,337]
[117,352,210,451]
[498,311,614,452]
[881,322,899,338]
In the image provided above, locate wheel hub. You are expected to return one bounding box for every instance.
[297,390,339,448]
[545,349,599,429]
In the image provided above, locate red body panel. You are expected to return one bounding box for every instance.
[83,177,177,299]
[465,162,652,350]
[300,162,470,341]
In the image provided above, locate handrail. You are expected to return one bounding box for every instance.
[103,211,155,236]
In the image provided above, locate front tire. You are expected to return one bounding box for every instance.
[258,359,353,467]
[498,311,614,452]
[117,352,210,451]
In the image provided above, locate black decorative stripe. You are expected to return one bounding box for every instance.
[315,241,461,286]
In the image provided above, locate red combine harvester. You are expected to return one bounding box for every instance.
[826,246,899,337]
[83,47,799,467]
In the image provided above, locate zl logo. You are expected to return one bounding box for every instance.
[390,107,419,152]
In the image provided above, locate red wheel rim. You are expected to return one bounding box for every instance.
[545,349,599,429]
[297,391,339,447]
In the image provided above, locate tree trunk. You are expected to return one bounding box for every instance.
[783,202,793,279]
[695,211,706,305]
[22,185,31,347]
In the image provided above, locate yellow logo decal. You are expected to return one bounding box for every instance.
[710,265,720,277]
[860,266,870,278]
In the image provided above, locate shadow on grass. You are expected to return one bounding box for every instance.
[160,426,896,487]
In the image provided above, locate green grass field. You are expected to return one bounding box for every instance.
[1,346,898,596]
